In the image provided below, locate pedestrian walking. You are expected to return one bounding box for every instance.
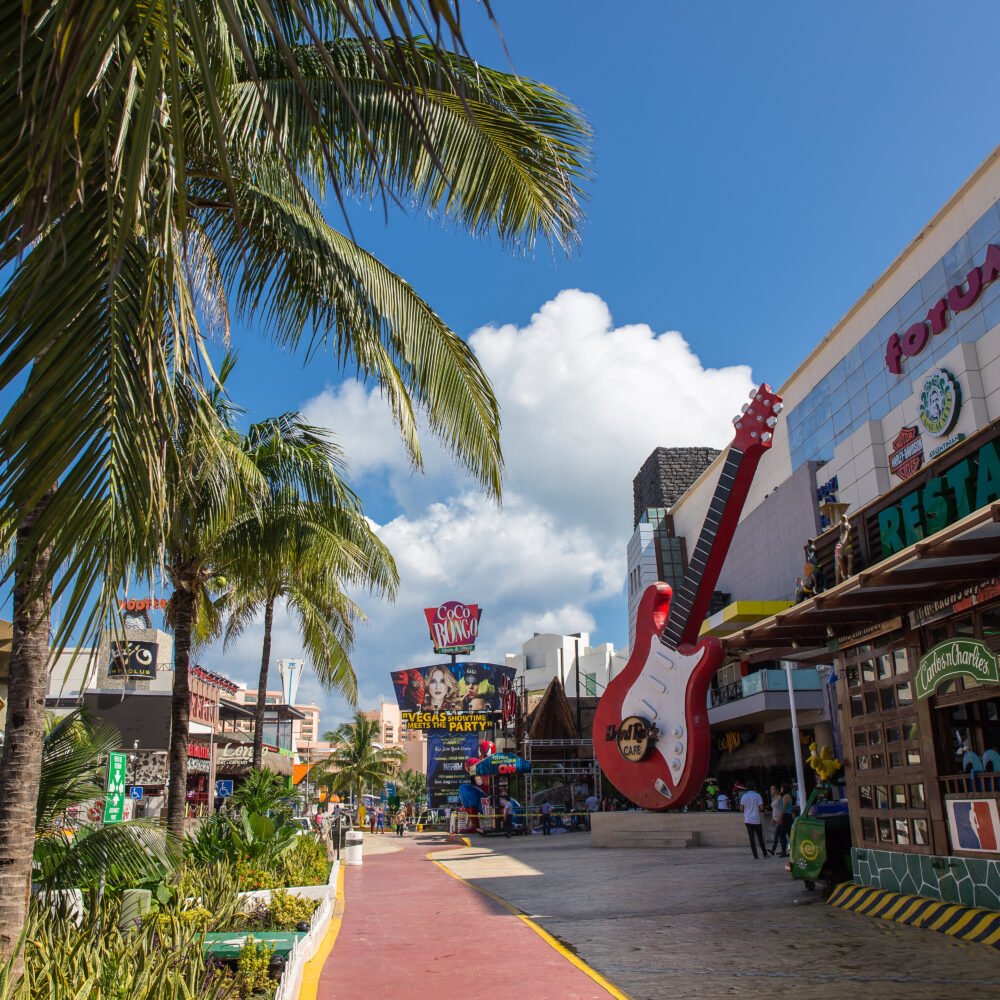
[502,797,515,838]
[780,783,795,855]
[768,784,785,856]
[740,782,767,859]
[395,809,406,837]
[376,806,385,834]
[541,800,552,836]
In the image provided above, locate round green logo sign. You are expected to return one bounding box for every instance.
[918,369,960,438]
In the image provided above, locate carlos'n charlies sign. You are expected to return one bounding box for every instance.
[916,639,1000,700]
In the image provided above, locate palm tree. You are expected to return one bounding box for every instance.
[398,768,427,806]
[0,4,590,957]
[317,713,406,808]
[222,414,398,771]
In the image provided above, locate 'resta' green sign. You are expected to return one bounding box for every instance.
[878,438,1000,557]
[103,751,128,825]
[916,640,1000,701]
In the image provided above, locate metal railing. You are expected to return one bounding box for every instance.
[710,669,823,707]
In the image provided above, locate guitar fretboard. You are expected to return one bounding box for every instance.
[661,448,743,650]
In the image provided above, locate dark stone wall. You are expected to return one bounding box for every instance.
[632,447,722,527]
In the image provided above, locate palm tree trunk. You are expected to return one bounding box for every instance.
[0,488,56,969]
[166,587,195,841]
[252,595,276,771]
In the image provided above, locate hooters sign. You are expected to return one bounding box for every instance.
[424,601,481,655]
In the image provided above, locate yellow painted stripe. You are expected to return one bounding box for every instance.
[903,899,939,926]
[299,865,346,1000]
[828,884,854,906]
[928,904,962,931]
[884,894,912,919]
[867,892,902,918]
[981,923,1000,946]
[856,890,891,914]
[943,908,981,937]
[966,913,999,941]
[896,897,929,923]
[839,884,871,909]
[911,901,945,926]
[429,853,633,1000]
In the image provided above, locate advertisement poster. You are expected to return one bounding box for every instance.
[423,601,481,655]
[391,663,516,716]
[427,732,480,808]
[108,640,158,678]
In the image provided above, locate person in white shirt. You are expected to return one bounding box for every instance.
[716,792,730,811]
[740,782,767,859]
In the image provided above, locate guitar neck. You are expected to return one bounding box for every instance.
[662,445,764,648]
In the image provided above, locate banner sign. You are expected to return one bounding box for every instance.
[427,732,480,808]
[474,752,531,776]
[916,640,1000,701]
[423,601,481,654]
[108,640,158,679]
[391,663,516,720]
[103,751,128,824]
[402,711,490,732]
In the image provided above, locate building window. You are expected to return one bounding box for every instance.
[844,640,927,853]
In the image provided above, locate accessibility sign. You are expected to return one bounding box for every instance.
[216,779,234,799]
[103,751,128,824]
[129,786,144,800]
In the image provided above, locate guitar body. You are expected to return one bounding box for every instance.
[594,583,722,810]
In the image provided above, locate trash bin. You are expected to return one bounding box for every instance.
[344,830,364,866]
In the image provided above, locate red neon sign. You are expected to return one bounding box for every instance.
[423,601,480,653]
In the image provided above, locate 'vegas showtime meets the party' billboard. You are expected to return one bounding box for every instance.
[390,663,516,731]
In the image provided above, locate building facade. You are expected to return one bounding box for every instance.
[667,145,1000,907]
[506,632,626,707]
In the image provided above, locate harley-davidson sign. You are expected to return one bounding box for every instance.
[888,425,924,481]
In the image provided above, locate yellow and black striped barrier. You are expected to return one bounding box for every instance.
[828,882,1000,948]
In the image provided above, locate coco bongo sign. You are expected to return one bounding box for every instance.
[424,600,482,655]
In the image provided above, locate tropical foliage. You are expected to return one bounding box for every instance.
[34,712,176,893]
[222,413,398,769]
[318,712,407,805]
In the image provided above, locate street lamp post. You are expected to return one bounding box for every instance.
[783,661,809,812]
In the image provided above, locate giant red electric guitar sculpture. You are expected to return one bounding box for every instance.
[594,383,783,810]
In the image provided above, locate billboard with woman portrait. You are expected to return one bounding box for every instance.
[390,662,516,729]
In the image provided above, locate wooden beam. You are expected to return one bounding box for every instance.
[819,587,928,607]
[915,536,1000,559]
[864,560,1000,587]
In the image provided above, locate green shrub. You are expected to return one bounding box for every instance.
[277,838,330,887]
[236,938,274,998]
[153,905,213,935]
[266,891,318,931]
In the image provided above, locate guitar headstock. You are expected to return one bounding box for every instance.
[732,382,783,452]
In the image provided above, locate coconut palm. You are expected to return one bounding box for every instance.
[222,414,398,771]
[317,712,406,807]
[398,768,427,806]
[0,3,589,957]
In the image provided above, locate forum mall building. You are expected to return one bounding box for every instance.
[665,145,1000,907]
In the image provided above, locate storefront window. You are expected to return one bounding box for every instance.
[844,639,926,851]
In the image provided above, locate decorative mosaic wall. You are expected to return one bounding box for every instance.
[853,847,1000,911]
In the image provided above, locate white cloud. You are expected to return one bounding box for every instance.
[208,290,756,732]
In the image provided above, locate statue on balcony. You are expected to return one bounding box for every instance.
[795,538,823,603]
[834,514,854,584]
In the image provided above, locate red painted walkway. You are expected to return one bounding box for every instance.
[317,836,613,998]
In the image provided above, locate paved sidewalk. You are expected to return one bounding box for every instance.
[317,833,616,998]
[432,833,1000,1000]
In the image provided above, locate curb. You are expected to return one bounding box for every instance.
[296,864,347,999]
[828,882,1000,947]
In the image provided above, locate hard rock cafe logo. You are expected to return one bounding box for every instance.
[605,716,658,762]
[918,369,961,438]
[888,425,924,481]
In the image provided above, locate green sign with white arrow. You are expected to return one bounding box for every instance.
[103,751,128,824]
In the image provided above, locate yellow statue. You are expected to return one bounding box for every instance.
[806,742,841,781]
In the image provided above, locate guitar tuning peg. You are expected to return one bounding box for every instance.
[762,432,772,443]
[740,403,749,413]
[772,402,783,414]
[766,416,777,427]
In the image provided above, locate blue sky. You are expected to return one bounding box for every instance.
[136,4,1000,728]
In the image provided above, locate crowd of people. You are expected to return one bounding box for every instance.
[738,782,796,859]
